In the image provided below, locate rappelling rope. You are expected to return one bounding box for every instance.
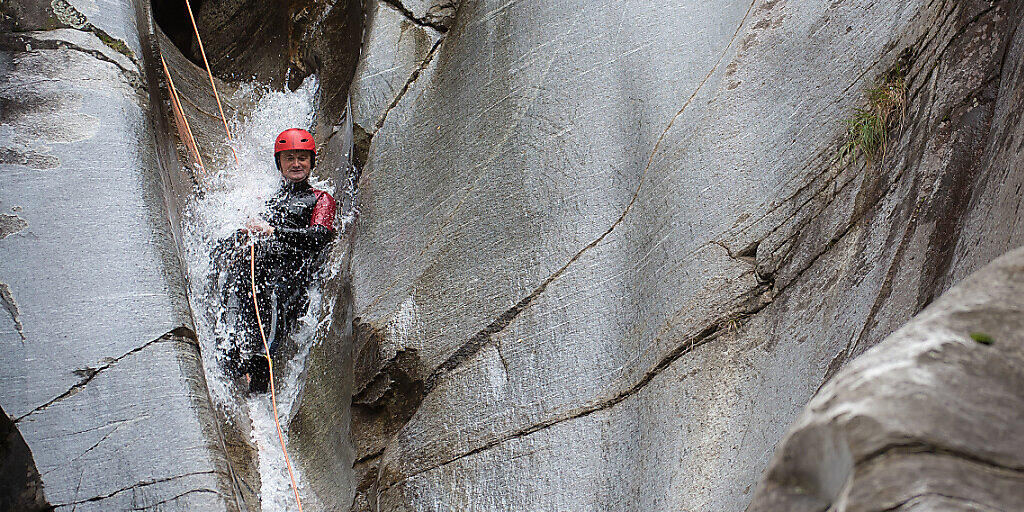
[160,55,206,179]
[250,242,304,512]
[183,0,239,166]
[177,1,303,509]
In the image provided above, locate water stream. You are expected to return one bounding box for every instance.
[177,76,352,511]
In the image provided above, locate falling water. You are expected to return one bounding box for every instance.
[179,75,352,511]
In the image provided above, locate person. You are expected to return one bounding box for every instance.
[211,128,336,393]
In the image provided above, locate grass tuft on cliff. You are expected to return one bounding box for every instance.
[838,60,909,165]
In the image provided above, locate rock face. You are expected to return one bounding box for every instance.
[0,1,239,510]
[345,0,1024,509]
[749,246,1024,511]
[4,0,1024,509]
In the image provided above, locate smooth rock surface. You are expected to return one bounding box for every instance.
[749,246,1024,511]
[0,2,238,509]
[347,0,1024,509]
[349,0,442,161]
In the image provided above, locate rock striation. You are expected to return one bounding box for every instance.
[3,0,1024,509]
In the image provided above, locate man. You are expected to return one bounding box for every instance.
[212,128,336,393]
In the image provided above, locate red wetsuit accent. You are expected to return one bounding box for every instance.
[310,189,336,229]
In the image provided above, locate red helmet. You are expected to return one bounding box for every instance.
[274,128,316,169]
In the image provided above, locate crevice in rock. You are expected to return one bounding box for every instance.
[880,493,996,512]
[354,448,385,467]
[48,0,139,67]
[352,122,373,172]
[378,0,449,33]
[420,0,758,395]
[50,470,219,508]
[125,488,222,511]
[13,326,197,423]
[1,404,52,512]
[349,336,424,478]
[711,239,758,267]
[371,37,444,134]
[856,442,1024,475]
[494,339,511,382]
[385,279,774,489]
[0,281,26,343]
[42,419,132,476]
[350,463,380,512]
[6,31,145,93]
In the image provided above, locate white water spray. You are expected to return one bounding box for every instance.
[179,75,342,511]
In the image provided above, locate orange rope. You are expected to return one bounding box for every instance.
[250,241,304,512]
[160,55,206,180]
[176,2,301,508]
[183,0,240,166]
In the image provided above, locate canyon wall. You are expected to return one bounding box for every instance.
[345,0,1024,509]
[0,0,240,509]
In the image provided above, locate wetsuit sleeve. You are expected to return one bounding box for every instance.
[273,191,336,252]
[310,190,336,228]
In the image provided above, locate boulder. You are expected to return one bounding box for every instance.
[749,246,1024,511]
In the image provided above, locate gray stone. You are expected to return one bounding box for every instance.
[748,246,1024,512]
[4,0,1024,508]
[0,5,238,510]
[350,0,443,138]
[346,0,1024,509]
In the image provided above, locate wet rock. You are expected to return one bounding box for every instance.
[287,265,358,512]
[748,245,1024,511]
[153,0,362,130]
[185,0,291,86]
[349,0,1024,509]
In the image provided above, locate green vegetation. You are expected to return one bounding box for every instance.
[95,30,136,61]
[970,332,994,345]
[838,62,909,165]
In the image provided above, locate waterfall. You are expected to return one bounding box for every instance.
[177,75,351,511]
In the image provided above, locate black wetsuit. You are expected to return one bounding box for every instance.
[211,179,336,393]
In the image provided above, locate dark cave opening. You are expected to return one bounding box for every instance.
[150,0,364,129]
[151,0,206,69]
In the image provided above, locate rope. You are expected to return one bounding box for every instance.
[250,241,305,512]
[175,2,302,509]
[160,55,206,180]
[183,0,239,166]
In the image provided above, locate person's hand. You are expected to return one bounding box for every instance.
[245,217,275,235]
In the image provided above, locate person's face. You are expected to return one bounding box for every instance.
[278,150,312,182]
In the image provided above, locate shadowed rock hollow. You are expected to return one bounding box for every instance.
[1,0,1023,510]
